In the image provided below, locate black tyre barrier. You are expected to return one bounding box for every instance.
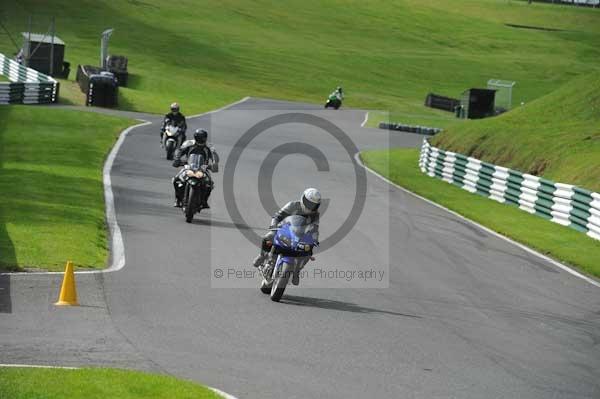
[379,122,442,136]
[424,93,460,112]
[105,55,128,87]
[77,65,118,107]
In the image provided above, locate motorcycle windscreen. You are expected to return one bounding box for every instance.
[282,215,318,243]
[188,153,205,171]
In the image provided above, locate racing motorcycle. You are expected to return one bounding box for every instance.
[324,93,342,110]
[163,124,183,160]
[257,215,318,302]
[181,153,213,223]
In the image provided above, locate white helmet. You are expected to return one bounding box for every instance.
[301,188,321,213]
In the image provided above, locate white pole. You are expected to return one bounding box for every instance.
[100,28,113,69]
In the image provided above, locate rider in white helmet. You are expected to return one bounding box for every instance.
[161,102,187,143]
[253,188,321,267]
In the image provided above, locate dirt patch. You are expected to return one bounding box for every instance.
[528,158,549,176]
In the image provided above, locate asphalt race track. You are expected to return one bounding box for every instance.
[1,98,599,399]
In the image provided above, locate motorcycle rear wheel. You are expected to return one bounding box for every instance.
[260,280,271,294]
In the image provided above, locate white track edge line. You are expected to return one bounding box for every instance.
[188,96,250,118]
[209,386,240,399]
[1,97,251,276]
[354,153,600,289]
[0,364,78,369]
[360,112,369,127]
[103,121,152,273]
[0,364,240,398]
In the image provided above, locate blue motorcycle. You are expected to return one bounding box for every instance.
[259,215,319,302]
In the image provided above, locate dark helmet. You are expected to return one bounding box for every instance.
[336,86,343,92]
[194,129,208,145]
[170,102,180,113]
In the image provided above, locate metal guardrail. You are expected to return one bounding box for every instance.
[419,139,600,241]
[0,52,58,104]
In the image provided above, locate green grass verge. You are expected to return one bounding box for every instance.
[361,148,600,279]
[0,106,132,271]
[432,75,600,191]
[0,367,221,399]
[1,0,598,117]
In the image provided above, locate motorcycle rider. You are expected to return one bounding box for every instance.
[253,188,321,268]
[161,102,188,144]
[332,86,343,100]
[172,129,216,208]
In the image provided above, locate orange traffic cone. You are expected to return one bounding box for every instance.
[55,261,79,306]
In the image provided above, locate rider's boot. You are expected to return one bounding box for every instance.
[292,271,300,286]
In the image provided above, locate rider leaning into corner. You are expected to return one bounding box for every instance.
[172,129,218,208]
[253,188,321,267]
[332,86,343,100]
[160,102,188,143]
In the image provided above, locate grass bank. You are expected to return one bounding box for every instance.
[1,0,598,120]
[360,148,600,279]
[0,367,221,399]
[431,75,600,191]
[0,106,132,271]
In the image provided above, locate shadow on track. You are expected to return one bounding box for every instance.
[0,275,11,313]
[281,295,421,318]
[0,107,14,312]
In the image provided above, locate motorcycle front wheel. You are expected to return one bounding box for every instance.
[165,140,175,160]
[185,186,200,223]
[270,262,292,302]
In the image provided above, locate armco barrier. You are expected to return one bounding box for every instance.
[419,139,600,241]
[0,52,59,104]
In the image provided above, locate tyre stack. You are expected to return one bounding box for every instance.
[378,122,442,136]
[76,65,118,107]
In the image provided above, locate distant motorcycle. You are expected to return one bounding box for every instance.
[163,124,183,160]
[324,93,342,110]
[257,215,318,302]
[181,153,213,223]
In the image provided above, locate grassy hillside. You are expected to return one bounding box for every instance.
[0,106,131,271]
[1,0,598,118]
[432,75,600,191]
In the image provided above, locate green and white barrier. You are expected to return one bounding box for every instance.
[419,139,600,241]
[0,52,58,104]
